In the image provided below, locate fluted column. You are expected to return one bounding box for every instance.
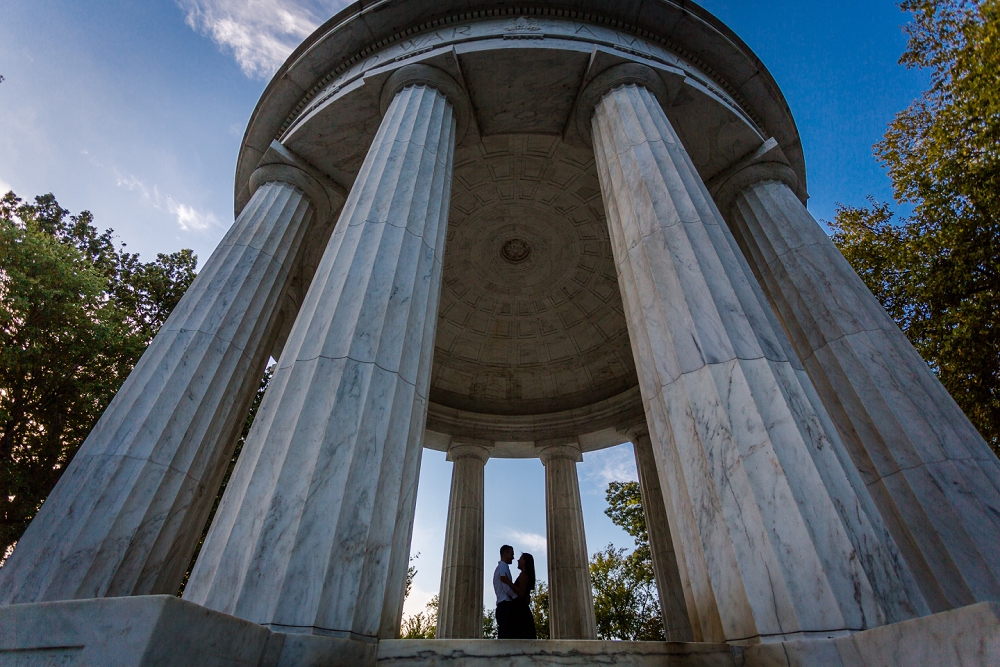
[714,151,1000,611]
[437,441,491,639]
[540,441,597,640]
[182,65,465,641]
[587,64,927,644]
[0,161,339,604]
[379,420,425,639]
[627,426,693,642]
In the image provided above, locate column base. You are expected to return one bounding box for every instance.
[1,597,995,666]
[0,595,375,667]
[739,601,999,667]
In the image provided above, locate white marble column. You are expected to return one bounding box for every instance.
[182,65,465,642]
[588,64,927,644]
[540,441,597,640]
[713,151,1000,611]
[379,425,425,640]
[0,161,339,605]
[627,426,694,642]
[437,441,491,639]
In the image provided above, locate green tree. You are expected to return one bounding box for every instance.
[0,191,196,560]
[530,580,550,639]
[400,594,438,639]
[591,480,664,640]
[830,0,1000,453]
[482,606,498,639]
[590,545,664,641]
[604,480,652,567]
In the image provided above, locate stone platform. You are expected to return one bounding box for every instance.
[377,638,733,666]
[1,595,998,667]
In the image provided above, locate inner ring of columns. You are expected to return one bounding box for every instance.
[243,8,807,455]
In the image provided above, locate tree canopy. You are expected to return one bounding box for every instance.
[830,0,1000,453]
[592,480,664,641]
[0,192,197,560]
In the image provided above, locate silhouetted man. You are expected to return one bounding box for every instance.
[493,544,516,638]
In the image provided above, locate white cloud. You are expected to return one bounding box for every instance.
[176,0,352,78]
[0,177,13,196]
[581,445,638,491]
[503,529,547,554]
[115,170,219,232]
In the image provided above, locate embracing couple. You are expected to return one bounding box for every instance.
[492,544,537,639]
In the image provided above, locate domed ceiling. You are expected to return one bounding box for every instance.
[430,134,638,416]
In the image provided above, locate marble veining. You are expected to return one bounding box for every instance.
[726,179,1000,612]
[591,77,925,645]
[0,180,319,605]
[182,83,456,641]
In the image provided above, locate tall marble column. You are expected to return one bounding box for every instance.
[182,65,466,642]
[587,64,927,644]
[0,159,339,605]
[539,441,597,640]
[713,147,1000,611]
[627,426,694,642]
[437,440,491,639]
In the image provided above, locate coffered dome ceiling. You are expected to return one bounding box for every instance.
[430,134,638,416]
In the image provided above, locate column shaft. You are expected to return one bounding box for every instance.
[182,83,456,641]
[630,429,694,641]
[541,444,597,640]
[723,178,1000,610]
[437,443,490,639]
[379,430,424,639]
[0,179,325,604]
[591,80,926,644]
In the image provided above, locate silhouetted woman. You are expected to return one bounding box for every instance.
[507,553,537,639]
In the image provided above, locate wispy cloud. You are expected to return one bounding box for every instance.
[115,171,219,232]
[176,1,352,78]
[581,445,638,492]
[503,529,547,554]
[0,176,13,196]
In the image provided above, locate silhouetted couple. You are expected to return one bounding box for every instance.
[492,544,537,639]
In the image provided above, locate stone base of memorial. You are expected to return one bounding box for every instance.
[1,596,997,667]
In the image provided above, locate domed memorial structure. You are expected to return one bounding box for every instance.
[2,2,999,666]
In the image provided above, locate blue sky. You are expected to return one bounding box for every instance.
[1,1,928,618]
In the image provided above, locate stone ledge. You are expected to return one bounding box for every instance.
[2,597,997,667]
[0,595,373,667]
[376,639,735,666]
[738,601,1000,667]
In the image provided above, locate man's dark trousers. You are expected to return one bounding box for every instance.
[496,600,516,638]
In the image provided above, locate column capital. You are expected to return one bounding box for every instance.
[707,137,804,216]
[575,62,677,146]
[446,439,492,463]
[380,64,471,144]
[537,438,583,465]
[249,140,347,223]
[618,421,650,443]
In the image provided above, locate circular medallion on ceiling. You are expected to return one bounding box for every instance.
[500,238,531,264]
[431,134,638,416]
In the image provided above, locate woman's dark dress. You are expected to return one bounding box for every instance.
[511,573,538,639]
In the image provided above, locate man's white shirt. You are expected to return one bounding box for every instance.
[493,560,516,604]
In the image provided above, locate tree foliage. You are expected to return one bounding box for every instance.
[592,481,664,640]
[400,594,438,639]
[0,192,196,560]
[530,580,550,639]
[830,0,1000,452]
[591,545,664,641]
